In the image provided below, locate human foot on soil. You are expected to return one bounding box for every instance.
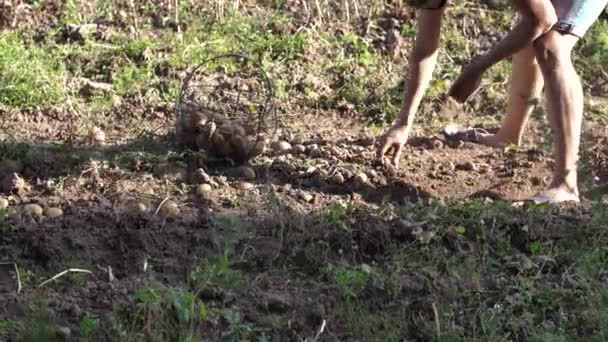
[527,184,580,204]
[443,125,516,148]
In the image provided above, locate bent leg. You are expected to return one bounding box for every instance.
[481,45,545,147]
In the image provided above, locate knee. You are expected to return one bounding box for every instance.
[533,32,569,70]
[524,11,558,38]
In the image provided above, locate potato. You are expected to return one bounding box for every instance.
[244,123,257,135]
[196,133,211,149]
[194,118,208,131]
[212,133,233,156]
[218,122,235,136]
[233,124,247,137]
[231,134,249,160]
[354,172,368,184]
[252,139,266,156]
[44,207,63,218]
[189,111,207,127]
[209,113,227,124]
[160,200,180,217]
[331,173,345,184]
[218,142,234,157]
[199,122,217,139]
[238,166,256,180]
[212,132,226,148]
[24,203,43,217]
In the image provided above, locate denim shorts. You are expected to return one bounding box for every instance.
[552,0,608,37]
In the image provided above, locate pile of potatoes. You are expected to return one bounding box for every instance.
[176,103,267,163]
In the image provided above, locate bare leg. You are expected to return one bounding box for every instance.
[448,1,557,102]
[531,31,582,203]
[480,46,545,147]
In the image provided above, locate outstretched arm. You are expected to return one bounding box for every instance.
[397,9,444,127]
[449,0,557,102]
[377,9,445,164]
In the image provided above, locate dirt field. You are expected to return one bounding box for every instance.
[1,1,608,341]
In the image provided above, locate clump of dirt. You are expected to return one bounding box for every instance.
[0,207,215,331]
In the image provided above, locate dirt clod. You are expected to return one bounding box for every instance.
[457,161,477,172]
[431,139,444,149]
[80,80,113,97]
[309,147,323,158]
[65,23,98,42]
[1,172,27,194]
[0,160,23,177]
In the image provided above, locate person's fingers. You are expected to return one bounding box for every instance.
[392,144,403,166]
[378,138,392,159]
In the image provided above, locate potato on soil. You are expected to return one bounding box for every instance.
[24,203,43,217]
[218,122,235,136]
[124,200,147,213]
[199,121,217,140]
[196,183,212,196]
[160,200,180,216]
[233,137,261,159]
[233,124,247,137]
[194,118,209,131]
[0,198,8,209]
[215,135,234,157]
[252,139,266,156]
[331,173,345,184]
[91,126,106,146]
[271,140,292,154]
[196,133,211,149]
[44,207,63,218]
[244,123,257,135]
[354,172,368,184]
[238,166,256,180]
[292,144,306,154]
[208,113,227,124]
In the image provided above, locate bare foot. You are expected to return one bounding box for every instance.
[476,133,509,148]
[448,60,486,103]
[443,125,519,148]
[528,184,580,204]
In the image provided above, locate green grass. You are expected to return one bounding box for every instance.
[0,33,67,108]
[79,315,99,341]
[21,301,59,342]
[0,321,10,341]
[109,285,208,342]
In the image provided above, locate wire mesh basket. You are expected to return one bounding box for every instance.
[175,53,279,164]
